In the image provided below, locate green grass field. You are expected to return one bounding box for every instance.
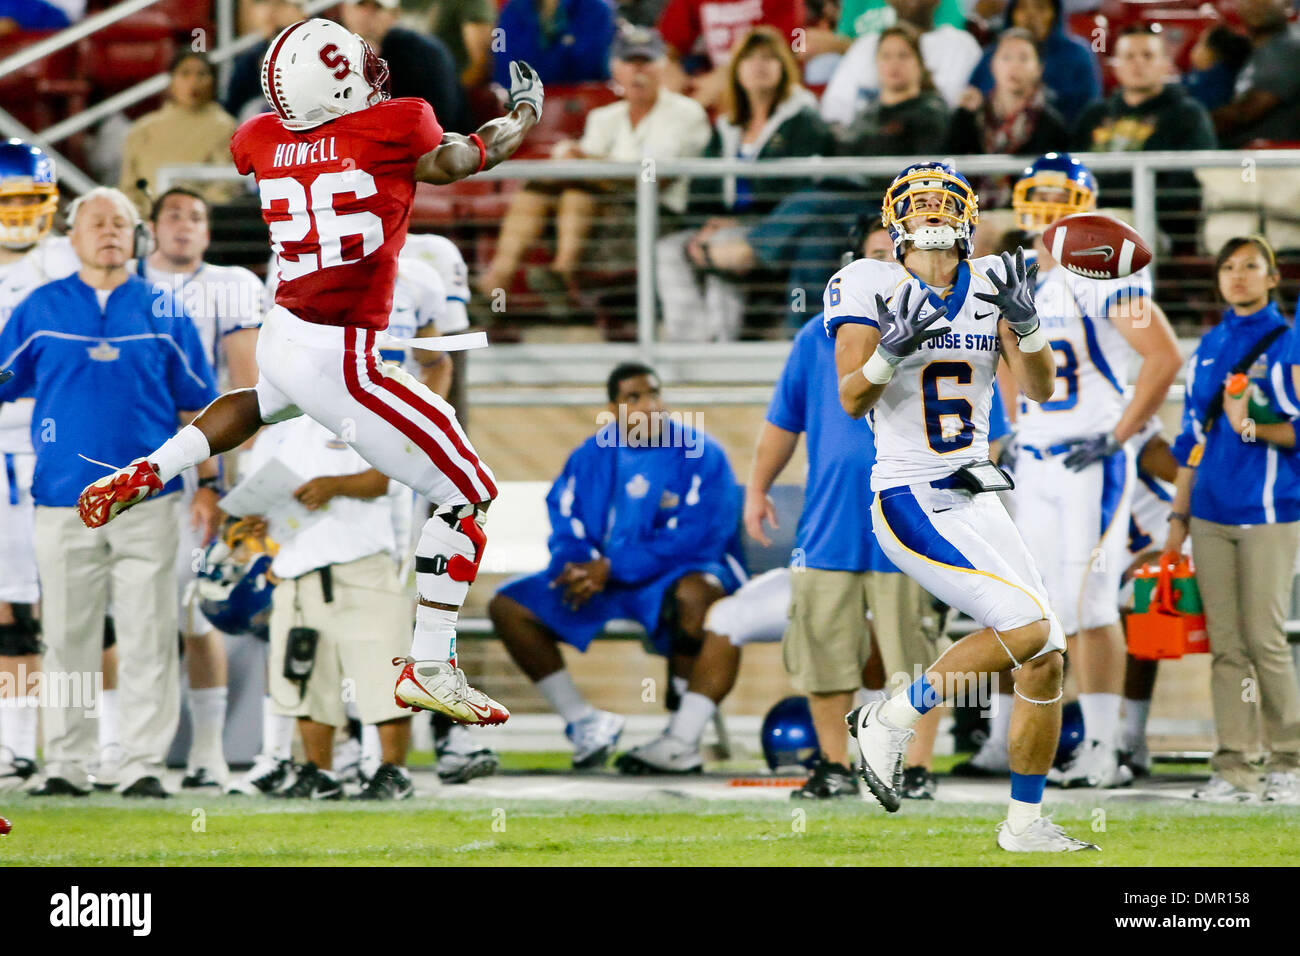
[2,754,1298,866]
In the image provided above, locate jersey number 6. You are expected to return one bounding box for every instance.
[922,360,975,454]
[259,172,385,281]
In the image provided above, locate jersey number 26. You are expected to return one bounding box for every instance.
[260,171,385,281]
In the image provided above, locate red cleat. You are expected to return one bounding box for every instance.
[392,656,509,725]
[77,457,165,529]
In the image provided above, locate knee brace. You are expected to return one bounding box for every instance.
[0,604,42,656]
[415,504,487,607]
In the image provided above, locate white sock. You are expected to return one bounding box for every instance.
[536,670,592,725]
[150,424,211,484]
[855,687,887,709]
[670,675,688,700]
[1006,797,1041,835]
[880,689,923,730]
[986,693,1013,747]
[666,691,715,747]
[0,696,39,762]
[362,724,381,765]
[98,689,119,749]
[1079,692,1122,748]
[263,696,295,761]
[187,686,227,771]
[409,604,457,662]
[1122,698,1151,750]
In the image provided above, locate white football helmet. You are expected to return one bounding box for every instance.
[260,18,390,131]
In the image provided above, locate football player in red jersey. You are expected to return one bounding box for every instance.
[77,18,545,726]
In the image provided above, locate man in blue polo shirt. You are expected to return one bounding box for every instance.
[0,187,217,798]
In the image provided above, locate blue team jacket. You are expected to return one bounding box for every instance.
[1171,302,1300,526]
[0,274,217,507]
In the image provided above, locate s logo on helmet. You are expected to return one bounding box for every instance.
[319,43,351,80]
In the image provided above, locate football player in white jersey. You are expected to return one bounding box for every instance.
[1005,154,1181,790]
[829,161,1099,851]
[0,140,78,790]
[143,187,264,789]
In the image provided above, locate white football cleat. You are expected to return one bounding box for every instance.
[566,709,625,769]
[1048,739,1133,789]
[1262,771,1298,804]
[951,738,1011,777]
[88,742,125,791]
[1192,774,1258,803]
[435,722,500,784]
[393,657,509,725]
[846,701,913,812]
[615,732,703,775]
[996,817,1101,852]
[227,754,295,795]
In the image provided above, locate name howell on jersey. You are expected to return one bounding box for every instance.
[270,137,340,168]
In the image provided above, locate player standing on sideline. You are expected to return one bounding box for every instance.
[75,18,544,725]
[143,187,266,789]
[0,139,77,790]
[993,154,1180,788]
[831,161,1099,851]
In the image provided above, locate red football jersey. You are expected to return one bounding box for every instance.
[230,98,443,330]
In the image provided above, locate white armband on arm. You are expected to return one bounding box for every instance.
[1017,327,1048,353]
[863,350,897,384]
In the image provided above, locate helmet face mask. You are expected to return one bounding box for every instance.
[882,162,979,260]
[0,139,57,249]
[261,19,391,132]
[1012,152,1098,232]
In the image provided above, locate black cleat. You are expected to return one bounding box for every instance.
[27,776,91,797]
[121,776,169,798]
[791,759,860,799]
[181,767,223,789]
[350,763,414,801]
[901,765,937,800]
[275,762,342,800]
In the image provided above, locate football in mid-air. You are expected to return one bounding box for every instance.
[1043,213,1152,280]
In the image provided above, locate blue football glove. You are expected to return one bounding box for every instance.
[1063,432,1123,472]
[974,248,1040,337]
[875,285,949,365]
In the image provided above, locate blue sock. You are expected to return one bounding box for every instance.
[906,675,939,715]
[1010,771,1047,805]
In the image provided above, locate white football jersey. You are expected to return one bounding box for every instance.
[377,256,447,378]
[1128,417,1174,556]
[0,236,79,453]
[1015,263,1151,446]
[143,261,264,391]
[824,255,1009,491]
[402,232,470,333]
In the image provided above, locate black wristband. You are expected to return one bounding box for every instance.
[1167,511,1190,524]
[198,475,221,492]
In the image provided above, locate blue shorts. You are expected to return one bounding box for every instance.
[496,561,740,656]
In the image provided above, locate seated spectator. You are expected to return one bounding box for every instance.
[657,0,806,108]
[224,0,306,121]
[801,0,852,86]
[1213,0,1300,147]
[427,0,497,90]
[701,26,947,324]
[476,28,710,305]
[249,417,419,801]
[492,0,616,89]
[821,0,982,122]
[1072,24,1215,254]
[1184,25,1253,113]
[0,0,70,32]
[657,26,832,342]
[489,363,744,770]
[119,52,239,217]
[341,0,471,133]
[968,0,1100,127]
[946,27,1068,208]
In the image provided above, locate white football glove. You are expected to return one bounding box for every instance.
[508,60,544,120]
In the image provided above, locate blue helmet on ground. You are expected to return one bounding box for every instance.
[192,521,278,639]
[1054,700,1086,767]
[0,138,58,247]
[1012,152,1097,232]
[881,160,979,261]
[761,696,820,771]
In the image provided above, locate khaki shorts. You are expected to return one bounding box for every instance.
[783,568,947,695]
[268,552,414,726]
